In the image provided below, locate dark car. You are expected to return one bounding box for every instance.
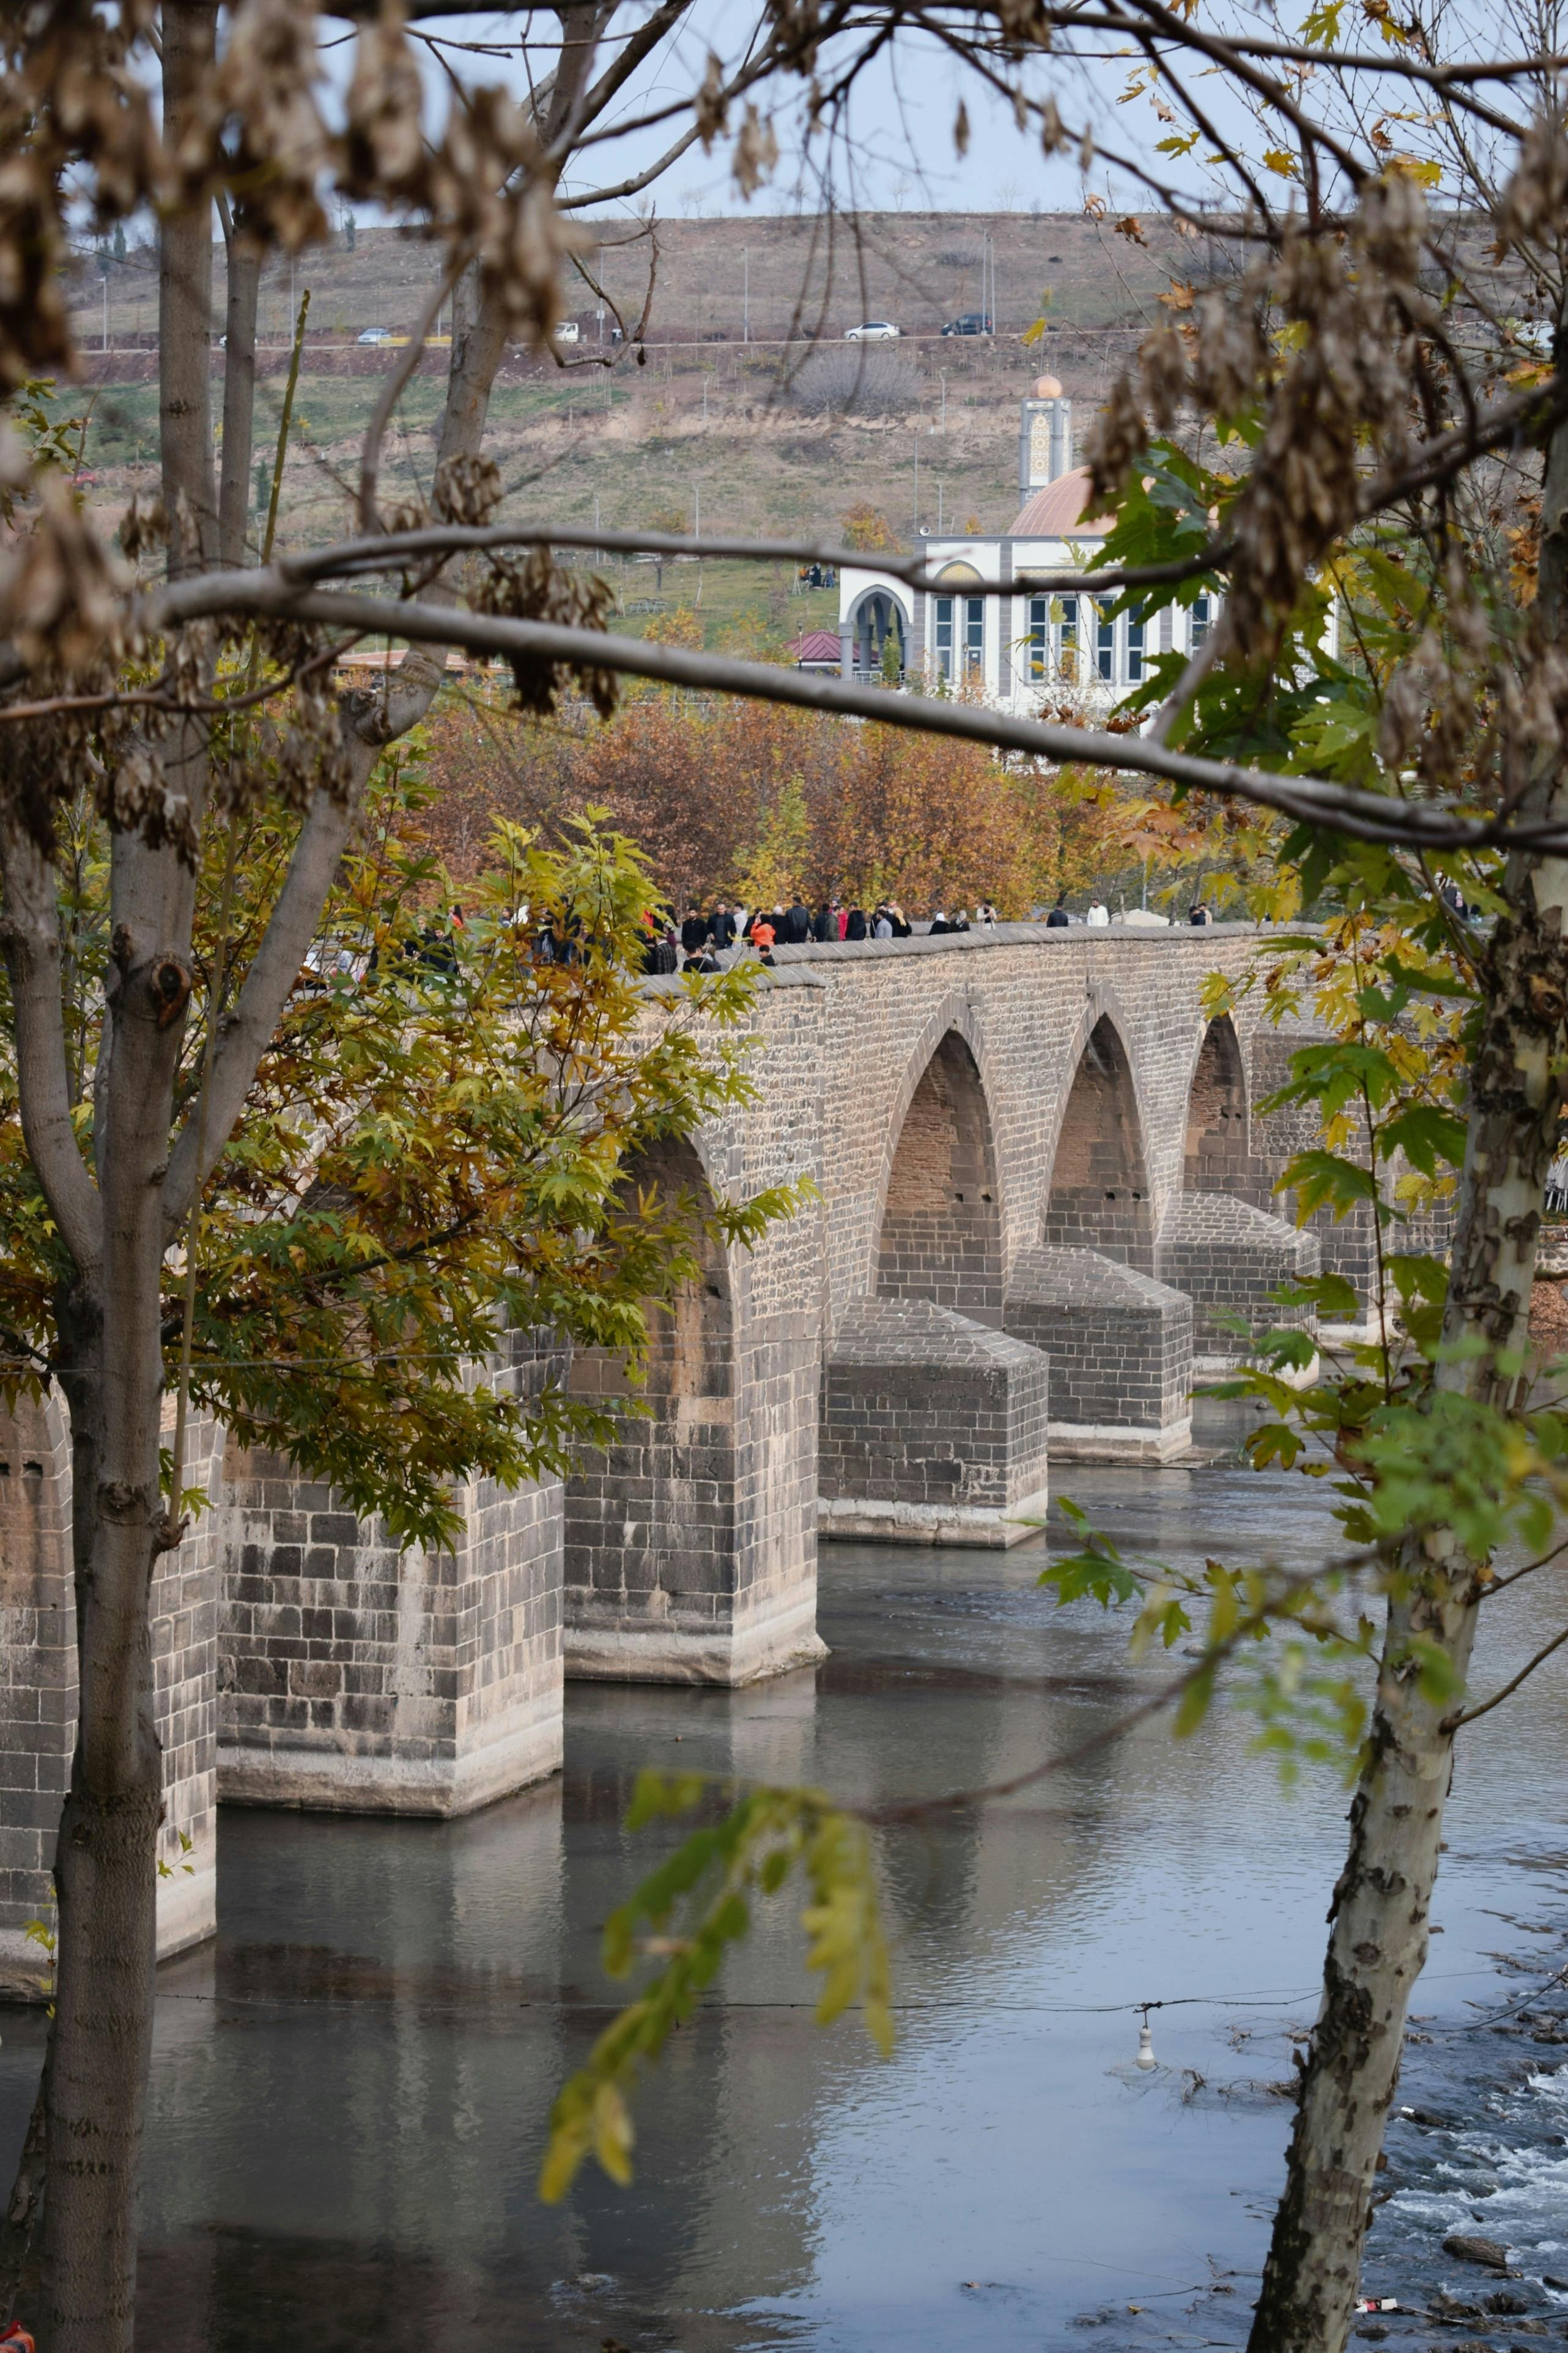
[942,312,994,336]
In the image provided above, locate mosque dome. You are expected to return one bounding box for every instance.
[1010,464,1109,537]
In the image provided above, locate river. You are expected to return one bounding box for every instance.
[3,1462,1566,2351]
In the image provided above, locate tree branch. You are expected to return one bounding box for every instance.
[218,209,262,571]
[159,2,220,575]
[271,519,1227,601]
[359,257,467,533]
[152,573,1568,854]
[1444,1618,1568,1730]
[161,779,366,1234]
[0,820,103,1273]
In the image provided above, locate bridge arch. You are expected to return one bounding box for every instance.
[873,1011,1004,1324]
[1041,1008,1154,1270]
[565,1131,740,1652]
[1182,1012,1250,1194]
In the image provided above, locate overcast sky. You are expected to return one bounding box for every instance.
[383,4,1170,221]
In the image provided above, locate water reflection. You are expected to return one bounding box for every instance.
[1,1464,1566,2352]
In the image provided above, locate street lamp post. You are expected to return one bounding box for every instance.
[743,246,749,343]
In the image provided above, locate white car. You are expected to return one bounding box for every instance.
[357,326,392,346]
[845,321,899,341]
[553,319,580,344]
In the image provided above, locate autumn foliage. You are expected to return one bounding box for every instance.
[420,674,1142,915]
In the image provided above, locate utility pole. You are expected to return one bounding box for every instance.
[597,245,605,343]
[102,273,108,352]
[913,432,919,536]
[939,370,947,432]
[937,481,943,533]
[743,246,749,343]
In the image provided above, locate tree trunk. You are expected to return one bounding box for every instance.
[39,18,216,2278]
[218,209,261,571]
[159,2,218,576]
[1249,568,1568,2353]
[1249,299,1568,2353]
[42,863,196,2348]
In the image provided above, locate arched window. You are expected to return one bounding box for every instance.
[849,588,908,682]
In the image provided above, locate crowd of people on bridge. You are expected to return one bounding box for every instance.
[637,896,1005,972]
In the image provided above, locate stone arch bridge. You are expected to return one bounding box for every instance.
[0,923,1337,1987]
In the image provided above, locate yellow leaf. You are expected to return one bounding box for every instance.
[591,2081,634,2187]
[1262,148,1300,178]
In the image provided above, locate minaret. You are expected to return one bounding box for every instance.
[1018,374,1073,498]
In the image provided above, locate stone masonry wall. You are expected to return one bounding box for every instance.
[220,1332,566,1815]
[1006,1247,1193,1448]
[820,1297,1049,1544]
[763,922,1289,1338]
[0,1392,219,1995]
[1041,1015,1156,1271]
[564,977,827,1682]
[1156,1192,1322,1348]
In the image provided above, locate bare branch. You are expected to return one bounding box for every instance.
[218,210,262,571]
[152,572,1568,854]
[0,820,102,1273]
[161,779,367,1234]
[1445,1619,1568,1730]
[359,256,467,533]
[274,519,1226,601]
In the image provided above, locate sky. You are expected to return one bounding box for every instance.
[363,2,1177,223]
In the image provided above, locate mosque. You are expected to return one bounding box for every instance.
[835,375,1215,714]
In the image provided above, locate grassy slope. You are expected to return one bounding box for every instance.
[61,209,1192,651]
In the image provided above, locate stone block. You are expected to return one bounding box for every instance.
[1156,1190,1320,1353]
[218,1338,568,1817]
[819,1295,1049,1545]
[1005,1247,1193,1462]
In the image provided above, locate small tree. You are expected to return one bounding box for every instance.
[645,504,687,591]
[838,500,899,554]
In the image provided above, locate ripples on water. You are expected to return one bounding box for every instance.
[2,1466,1566,2351]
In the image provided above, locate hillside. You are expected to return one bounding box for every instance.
[57,209,1194,650]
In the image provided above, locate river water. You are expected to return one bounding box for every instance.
[3,1463,1567,2352]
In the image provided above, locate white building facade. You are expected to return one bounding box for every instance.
[838,376,1217,716]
